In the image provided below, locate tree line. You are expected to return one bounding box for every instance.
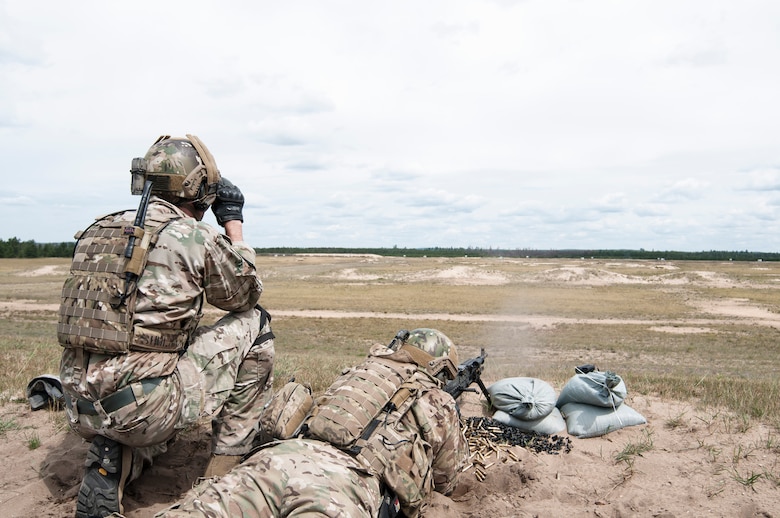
[2,238,779,261]
[0,237,75,258]
[256,246,780,261]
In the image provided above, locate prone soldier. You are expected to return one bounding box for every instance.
[155,328,472,518]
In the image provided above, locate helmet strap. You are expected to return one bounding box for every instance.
[398,343,457,380]
[174,135,219,206]
[398,343,435,366]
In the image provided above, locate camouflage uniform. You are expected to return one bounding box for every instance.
[158,439,381,518]
[155,344,466,518]
[59,197,274,481]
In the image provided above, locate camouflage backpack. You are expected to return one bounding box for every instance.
[303,344,442,517]
[303,353,419,449]
[57,209,183,354]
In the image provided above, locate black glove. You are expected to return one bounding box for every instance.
[212,177,245,225]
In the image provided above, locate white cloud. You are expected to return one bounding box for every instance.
[1,1,780,252]
[740,167,780,191]
[0,195,34,205]
[590,193,628,214]
[655,179,710,202]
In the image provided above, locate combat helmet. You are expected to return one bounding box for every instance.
[131,134,221,209]
[405,328,459,381]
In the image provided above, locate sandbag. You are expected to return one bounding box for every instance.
[492,408,566,435]
[560,402,646,438]
[487,377,557,421]
[556,371,627,409]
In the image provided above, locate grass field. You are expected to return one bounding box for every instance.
[2,255,779,429]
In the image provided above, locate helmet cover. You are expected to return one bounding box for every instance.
[142,135,220,206]
[406,328,459,379]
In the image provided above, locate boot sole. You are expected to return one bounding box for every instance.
[75,435,130,518]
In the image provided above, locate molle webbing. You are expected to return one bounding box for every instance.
[57,322,128,346]
[354,377,433,517]
[58,210,183,354]
[60,290,128,320]
[304,354,435,516]
[57,323,186,353]
[303,357,418,449]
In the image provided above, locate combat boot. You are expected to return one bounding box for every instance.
[76,435,131,518]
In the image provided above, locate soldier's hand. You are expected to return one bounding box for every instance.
[212,177,245,225]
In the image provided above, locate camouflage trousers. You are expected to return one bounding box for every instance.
[156,439,382,518]
[64,306,274,481]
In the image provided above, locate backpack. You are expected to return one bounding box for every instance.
[303,355,419,449]
[303,346,441,518]
[57,209,183,354]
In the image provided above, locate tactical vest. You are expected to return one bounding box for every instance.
[57,209,185,354]
[303,346,440,517]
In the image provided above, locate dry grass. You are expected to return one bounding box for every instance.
[2,256,780,429]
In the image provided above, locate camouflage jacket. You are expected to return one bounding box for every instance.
[60,197,263,400]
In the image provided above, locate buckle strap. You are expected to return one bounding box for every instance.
[76,377,163,416]
[254,331,275,345]
[256,304,272,327]
[254,305,275,344]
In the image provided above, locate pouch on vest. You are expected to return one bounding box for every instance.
[259,381,313,440]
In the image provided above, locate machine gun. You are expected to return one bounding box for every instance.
[443,348,491,406]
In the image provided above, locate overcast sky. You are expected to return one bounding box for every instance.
[2,1,779,251]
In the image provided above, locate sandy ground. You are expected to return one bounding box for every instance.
[2,387,777,517]
[1,259,779,517]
